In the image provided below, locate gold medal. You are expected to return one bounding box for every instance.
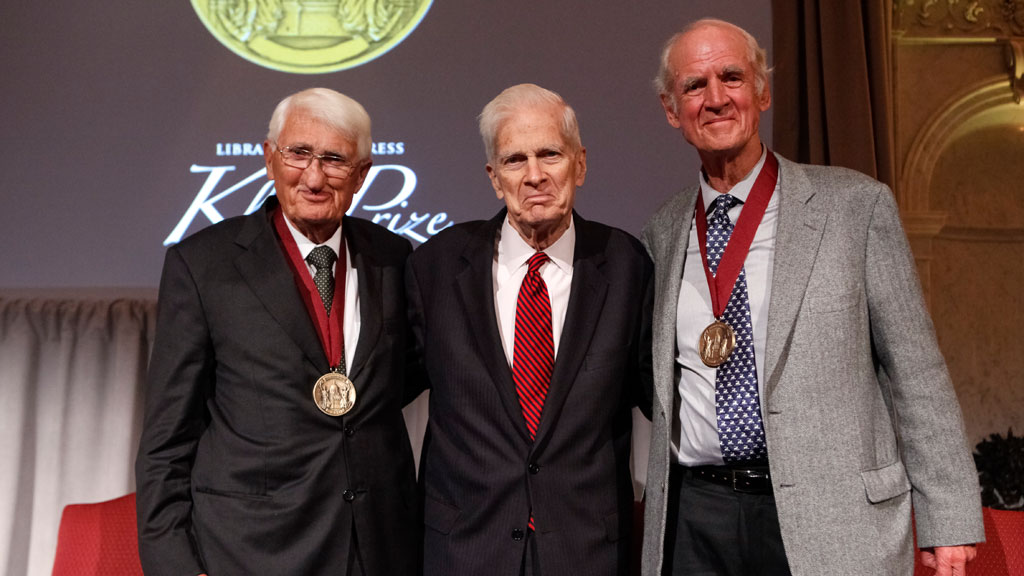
[699,320,736,367]
[313,372,357,417]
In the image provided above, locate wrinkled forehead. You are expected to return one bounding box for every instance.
[495,105,568,148]
[672,25,753,77]
[278,111,357,153]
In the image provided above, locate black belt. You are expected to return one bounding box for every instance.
[675,463,773,494]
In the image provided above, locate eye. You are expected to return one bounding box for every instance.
[539,149,563,162]
[283,146,313,160]
[502,154,527,167]
[320,154,348,168]
[681,79,706,96]
[722,74,744,88]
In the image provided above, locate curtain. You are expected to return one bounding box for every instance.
[772,0,896,187]
[0,293,642,575]
[0,296,156,576]
[0,293,442,575]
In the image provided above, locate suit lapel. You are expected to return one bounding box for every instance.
[763,157,828,397]
[234,200,329,373]
[455,212,532,443]
[533,214,609,448]
[652,190,698,416]
[345,218,381,384]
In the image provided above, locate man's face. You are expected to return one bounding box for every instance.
[486,105,586,237]
[661,24,770,159]
[263,110,370,236]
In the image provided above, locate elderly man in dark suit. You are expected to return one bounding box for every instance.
[639,19,983,576]
[406,83,653,576]
[136,87,418,576]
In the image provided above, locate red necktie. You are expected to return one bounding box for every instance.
[512,252,554,441]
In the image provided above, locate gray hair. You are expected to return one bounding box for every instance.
[267,87,372,161]
[654,19,771,110]
[478,83,581,162]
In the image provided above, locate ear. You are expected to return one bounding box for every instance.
[574,146,587,187]
[758,82,772,112]
[263,140,276,180]
[352,159,373,190]
[486,163,504,200]
[660,93,682,128]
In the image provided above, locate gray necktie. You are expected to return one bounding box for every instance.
[306,245,337,316]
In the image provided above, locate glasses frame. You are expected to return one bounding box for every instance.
[275,144,359,179]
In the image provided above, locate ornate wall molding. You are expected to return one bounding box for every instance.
[896,0,1024,37]
[899,75,1016,213]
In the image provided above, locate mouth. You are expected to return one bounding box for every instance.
[703,116,735,126]
[522,193,555,206]
[298,188,329,200]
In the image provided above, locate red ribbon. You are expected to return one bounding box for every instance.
[273,208,346,370]
[694,151,779,320]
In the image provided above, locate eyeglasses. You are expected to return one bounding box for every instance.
[275,145,359,178]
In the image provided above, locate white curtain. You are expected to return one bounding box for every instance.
[0,294,156,576]
[0,292,643,576]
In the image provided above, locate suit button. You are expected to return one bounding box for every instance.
[511,528,524,541]
[343,490,356,502]
[344,425,355,437]
[528,463,541,475]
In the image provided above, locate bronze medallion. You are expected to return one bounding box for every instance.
[313,372,357,416]
[698,320,735,367]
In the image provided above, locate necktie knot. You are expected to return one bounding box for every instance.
[710,194,739,224]
[526,252,549,275]
[306,245,337,272]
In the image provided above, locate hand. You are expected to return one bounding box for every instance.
[920,545,977,576]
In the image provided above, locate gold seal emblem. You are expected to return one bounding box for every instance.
[192,0,433,74]
[313,372,357,416]
[698,320,736,368]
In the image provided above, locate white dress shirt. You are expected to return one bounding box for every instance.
[282,216,360,370]
[673,147,779,466]
[493,216,575,367]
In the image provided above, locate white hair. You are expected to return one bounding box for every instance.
[267,87,372,161]
[478,83,581,162]
[654,19,771,111]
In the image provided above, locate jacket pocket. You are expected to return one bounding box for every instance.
[860,460,911,503]
[807,287,860,314]
[194,486,272,501]
[584,347,627,372]
[423,494,461,534]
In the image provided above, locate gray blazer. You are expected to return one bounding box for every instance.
[639,154,983,576]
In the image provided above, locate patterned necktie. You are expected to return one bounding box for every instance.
[512,252,554,441]
[706,194,767,463]
[306,245,337,316]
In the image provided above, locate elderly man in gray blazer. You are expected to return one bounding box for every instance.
[639,18,984,576]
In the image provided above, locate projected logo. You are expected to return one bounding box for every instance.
[165,140,453,246]
[191,0,432,74]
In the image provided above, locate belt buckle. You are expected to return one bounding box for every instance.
[731,469,768,494]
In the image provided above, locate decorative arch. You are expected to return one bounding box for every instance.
[900,75,1018,214]
[897,76,1020,301]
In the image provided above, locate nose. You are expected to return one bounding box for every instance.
[704,78,729,110]
[524,156,545,186]
[302,157,327,189]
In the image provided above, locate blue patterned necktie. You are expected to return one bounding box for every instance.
[705,194,767,463]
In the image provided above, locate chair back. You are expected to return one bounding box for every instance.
[51,493,142,576]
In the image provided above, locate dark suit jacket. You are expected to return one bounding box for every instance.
[136,197,418,576]
[406,210,653,576]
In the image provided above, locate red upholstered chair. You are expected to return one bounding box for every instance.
[52,493,143,576]
[914,507,1024,576]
